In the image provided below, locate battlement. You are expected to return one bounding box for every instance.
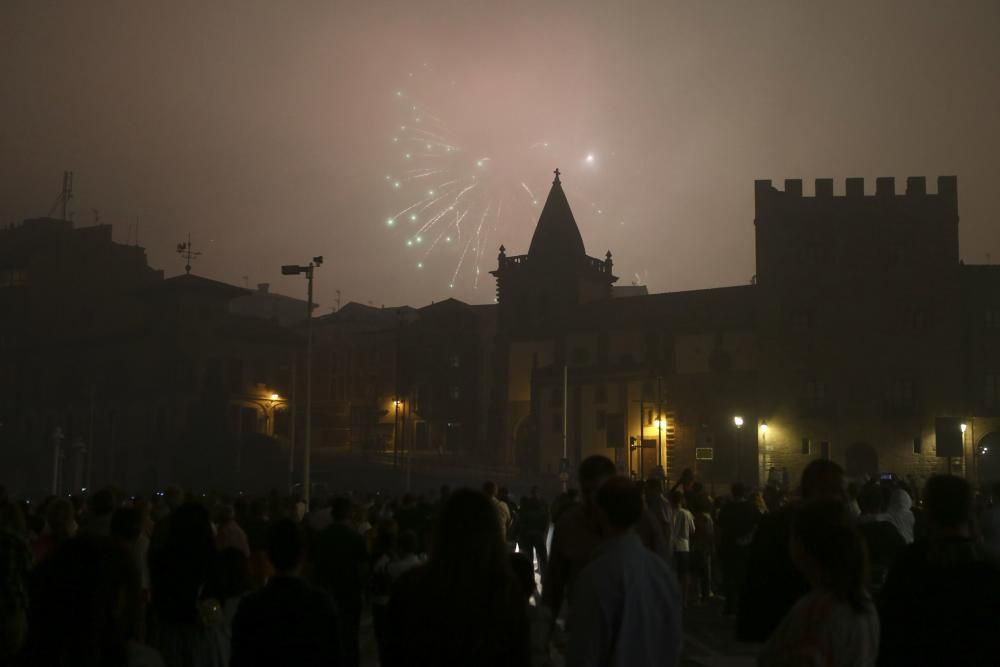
[755,176,958,219]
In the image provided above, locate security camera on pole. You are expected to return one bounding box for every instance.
[281,256,323,510]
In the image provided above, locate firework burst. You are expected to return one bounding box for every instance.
[380,67,615,295]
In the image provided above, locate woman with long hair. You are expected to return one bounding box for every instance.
[384,488,529,667]
[146,503,228,667]
[758,499,879,667]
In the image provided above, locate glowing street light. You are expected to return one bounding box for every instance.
[734,416,744,427]
[960,422,968,434]
[270,393,280,401]
[760,421,769,434]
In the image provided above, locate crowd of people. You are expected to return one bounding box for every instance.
[1,459,1000,666]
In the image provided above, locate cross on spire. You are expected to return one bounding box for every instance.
[553,168,561,184]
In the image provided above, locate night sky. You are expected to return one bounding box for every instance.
[3,0,999,309]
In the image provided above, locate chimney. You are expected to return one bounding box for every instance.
[257,283,270,294]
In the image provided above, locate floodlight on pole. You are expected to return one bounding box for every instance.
[280,256,323,509]
[734,416,744,427]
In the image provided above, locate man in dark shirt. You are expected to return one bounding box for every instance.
[231,518,341,666]
[855,482,905,594]
[715,483,761,615]
[736,459,845,642]
[878,475,1000,667]
[311,496,368,667]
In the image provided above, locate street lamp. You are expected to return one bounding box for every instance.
[282,255,323,509]
[733,416,744,484]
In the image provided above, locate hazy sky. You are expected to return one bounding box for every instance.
[3,0,999,309]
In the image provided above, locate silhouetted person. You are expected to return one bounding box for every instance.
[21,534,163,667]
[855,483,904,595]
[483,481,513,544]
[716,483,760,615]
[310,496,368,667]
[147,502,228,667]
[510,551,552,667]
[231,519,341,667]
[668,489,695,607]
[568,477,682,667]
[0,517,30,663]
[737,459,846,642]
[878,475,1000,666]
[758,500,878,667]
[544,455,669,620]
[384,488,529,667]
[518,486,550,574]
[81,485,118,537]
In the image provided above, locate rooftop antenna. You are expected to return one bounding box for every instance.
[47,171,74,220]
[176,233,201,275]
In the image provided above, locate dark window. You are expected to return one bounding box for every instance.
[886,379,915,409]
[644,332,658,363]
[595,410,606,430]
[819,441,830,459]
[227,359,244,391]
[805,380,828,409]
[597,333,609,365]
[985,374,1000,407]
[552,413,562,434]
[912,436,923,454]
[801,437,811,455]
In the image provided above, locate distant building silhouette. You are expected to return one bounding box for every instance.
[0,219,298,495]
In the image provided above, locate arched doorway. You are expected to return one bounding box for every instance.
[845,442,879,480]
[977,432,1000,488]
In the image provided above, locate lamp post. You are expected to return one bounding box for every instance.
[733,415,744,484]
[282,256,323,509]
[759,420,768,487]
[960,422,968,478]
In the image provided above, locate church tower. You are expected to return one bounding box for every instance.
[491,169,617,335]
[489,170,617,467]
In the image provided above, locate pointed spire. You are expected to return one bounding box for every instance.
[527,169,586,262]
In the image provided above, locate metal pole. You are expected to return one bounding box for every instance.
[304,264,314,510]
[562,365,568,460]
[86,384,95,489]
[562,365,568,493]
[735,425,741,485]
[639,391,645,480]
[288,356,297,493]
[657,376,663,470]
